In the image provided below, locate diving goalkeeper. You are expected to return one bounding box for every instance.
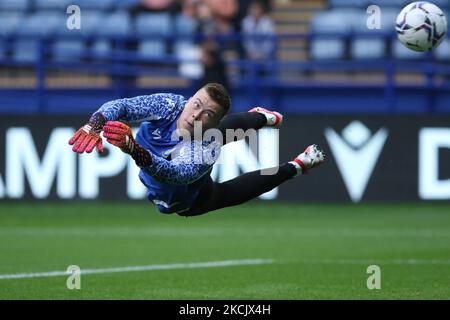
[68,83,324,216]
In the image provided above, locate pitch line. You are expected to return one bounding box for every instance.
[0,259,274,280]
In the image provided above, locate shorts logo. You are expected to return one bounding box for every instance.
[325,121,388,202]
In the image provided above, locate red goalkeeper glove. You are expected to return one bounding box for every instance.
[103,121,152,167]
[69,113,106,154]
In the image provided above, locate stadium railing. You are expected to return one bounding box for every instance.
[1,32,450,114]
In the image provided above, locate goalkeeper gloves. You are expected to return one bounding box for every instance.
[69,112,106,154]
[103,121,152,167]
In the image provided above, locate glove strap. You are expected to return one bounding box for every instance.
[122,135,152,168]
[88,112,106,132]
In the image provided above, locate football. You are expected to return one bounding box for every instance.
[396,1,448,52]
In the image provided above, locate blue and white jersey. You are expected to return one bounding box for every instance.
[97,93,220,214]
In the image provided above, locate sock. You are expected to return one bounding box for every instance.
[288,160,306,176]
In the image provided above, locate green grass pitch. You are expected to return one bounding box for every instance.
[0,202,449,299]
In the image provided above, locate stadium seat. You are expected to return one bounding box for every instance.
[112,0,140,9]
[351,39,386,59]
[34,0,70,10]
[89,12,132,60]
[135,13,172,60]
[0,40,6,60]
[173,14,198,62]
[54,11,106,60]
[368,0,406,7]
[349,8,395,59]
[13,12,64,63]
[328,0,364,8]
[68,0,114,10]
[12,40,40,63]
[95,11,132,36]
[432,0,450,8]
[91,40,112,58]
[138,40,167,60]
[174,42,203,79]
[0,0,29,11]
[135,13,172,36]
[56,10,105,36]
[174,14,198,36]
[52,40,86,62]
[310,10,356,60]
[0,13,23,36]
[310,39,346,60]
[392,40,427,60]
[311,10,357,34]
[16,12,65,36]
[434,39,450,61]
[379,9,399,32]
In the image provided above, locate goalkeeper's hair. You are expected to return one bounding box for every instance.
[202,83,231,117]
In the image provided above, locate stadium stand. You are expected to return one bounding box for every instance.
[0,0,449,114]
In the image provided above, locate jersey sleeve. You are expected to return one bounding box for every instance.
[96,93,186,123]
[141,140,221,185]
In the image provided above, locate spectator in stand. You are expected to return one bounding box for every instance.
[200,40,229,89]
[242,0,275,62]
[205,0,239,31]
[207,0,242,56]
[195,0,217,36]
[129,0,182,16]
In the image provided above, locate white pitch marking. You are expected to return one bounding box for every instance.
[299,258,450,266]
[0,259,274,280]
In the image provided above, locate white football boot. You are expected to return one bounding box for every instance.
[248,107,283,129]
[289,144,325,175]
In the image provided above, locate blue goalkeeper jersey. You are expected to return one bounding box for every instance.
[97,93,220,214]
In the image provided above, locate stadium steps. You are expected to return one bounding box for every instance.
[45,74,112,88]
[273,0,328,61]
[274,71,427,85]
[136,76,189,88]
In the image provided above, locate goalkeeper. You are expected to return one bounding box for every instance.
[68,83,324,216]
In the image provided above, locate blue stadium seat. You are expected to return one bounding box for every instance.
[392,40,427,60]
[112,0,140,9]
[89,12,132,60]
[16,12,65,36]
[173,41,198,58]
[138,40,167,60]
[135,13,172,36]
[135,13,172,60]
[57,10,105,36]
[0,40,6,60]
[12,40,40,63]
[310,10,356,60]
[434,39,450,61]
[0,0,29,11]
[81,11,107,33]
[379,9,399,33]
[174,42,202,79]
[0,13,23,36]
[310,39,346,60]
[91,40,112,58]
[13,12,64,63]
[69,0,114,10]
[34,0,70,10]
[368,0,406,7]
[329,0,364,8]
[351,39,386,59]
[95,11,132,36]
[349,8,396,59]
[311,10,357,34]
[174,14,198,60]
[174,14,198,36]
[52,40,85,62]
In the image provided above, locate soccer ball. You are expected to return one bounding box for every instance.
[396,1,448,52]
